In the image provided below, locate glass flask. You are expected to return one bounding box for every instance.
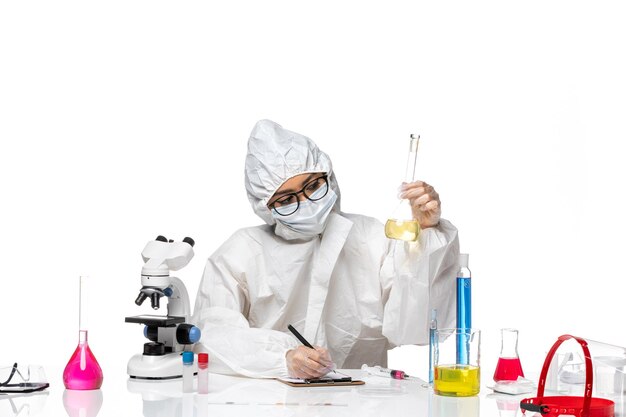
[63,276,103,390]
[493,328,525,382]
[385,134,421,242]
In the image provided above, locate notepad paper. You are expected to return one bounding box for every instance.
[278,370,352,384]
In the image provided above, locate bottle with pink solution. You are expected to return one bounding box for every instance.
[493,328,525,382]
[63,276,103,390]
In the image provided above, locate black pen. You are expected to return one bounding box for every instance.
[288,324,314,349]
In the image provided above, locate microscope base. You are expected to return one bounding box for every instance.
[127,353,198,380]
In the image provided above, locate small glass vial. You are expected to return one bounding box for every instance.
[182,351,194,393]
[197,353,209,394]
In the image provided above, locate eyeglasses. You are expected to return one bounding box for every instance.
[269,175,329,216]
[0,363,49,394]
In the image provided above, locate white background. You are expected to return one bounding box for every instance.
[1,0,625,414]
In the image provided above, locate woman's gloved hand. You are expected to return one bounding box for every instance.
[285,345,334,379]
[399,180,441,228]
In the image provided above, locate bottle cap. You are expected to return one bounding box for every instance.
[198,353,209,365]
[182,351,194,364]
[459,253,469,268]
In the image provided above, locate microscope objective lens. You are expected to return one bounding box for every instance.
[151,293,160,310]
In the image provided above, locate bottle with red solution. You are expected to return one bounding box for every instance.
[493,328,525,382]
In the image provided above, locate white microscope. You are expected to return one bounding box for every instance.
[125,235,201,380]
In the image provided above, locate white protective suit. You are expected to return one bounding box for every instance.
[192,120,459,378]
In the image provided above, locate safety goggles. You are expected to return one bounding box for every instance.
[269,175,330,216]
[0,363,49,394]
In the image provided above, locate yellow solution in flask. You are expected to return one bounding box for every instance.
[384,218,421,242]
[434,365,480,397]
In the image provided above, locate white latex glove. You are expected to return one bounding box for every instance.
[399,180,441,228]
[285,345,334,379]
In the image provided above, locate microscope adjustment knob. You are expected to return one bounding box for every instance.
[176,324,201,345]
[183,237,195,247]
[144,325,159,342]
[155,235,168,242]
[143,342,166,356]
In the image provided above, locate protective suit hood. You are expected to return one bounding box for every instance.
[244,119,341,240]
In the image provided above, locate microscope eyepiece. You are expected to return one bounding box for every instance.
[183,237,195,247]
[135,292,148,306]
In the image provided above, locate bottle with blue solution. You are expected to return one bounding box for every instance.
[429,309,437,385]
[456,253,471,365]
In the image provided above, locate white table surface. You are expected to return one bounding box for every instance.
[1,368,536,417]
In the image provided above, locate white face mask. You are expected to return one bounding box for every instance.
[272,188,338,237]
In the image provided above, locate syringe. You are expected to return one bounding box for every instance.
[361,364,409,380]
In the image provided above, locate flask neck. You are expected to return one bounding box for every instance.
[500,329,519,358]
[79,330,88,344]
[404,135,419,183]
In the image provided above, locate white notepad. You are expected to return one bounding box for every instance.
[277,370,365,387]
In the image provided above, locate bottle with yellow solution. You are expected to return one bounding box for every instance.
[384,134,421,241]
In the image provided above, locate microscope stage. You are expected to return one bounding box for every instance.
[125,315,185,327]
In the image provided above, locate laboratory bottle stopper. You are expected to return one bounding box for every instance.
[385,134,421,242]
[63,276,103,390]
[493,328,525,382]
[456,254,471,365]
